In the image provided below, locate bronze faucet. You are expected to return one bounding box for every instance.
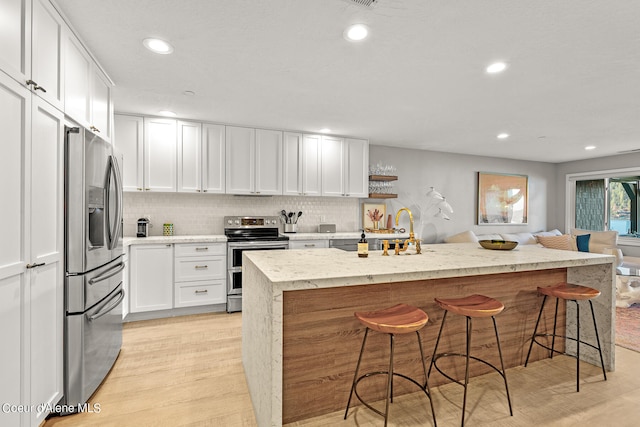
[395,208,421,254]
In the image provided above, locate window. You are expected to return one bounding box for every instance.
[567,168,640,244]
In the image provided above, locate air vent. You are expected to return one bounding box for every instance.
[345,0,379,8]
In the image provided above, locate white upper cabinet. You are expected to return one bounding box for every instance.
[113,114,143,192]
[144,117,177,192]
[321,136,369,197]
[0,0,63,109]
[226,126,283,195]
[202,123,225,193]
[177,120,202,193]
[64,29,112,139]
[283,132,321,196]
[344,138,369,198]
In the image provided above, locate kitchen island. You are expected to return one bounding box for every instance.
[242,243,615,426]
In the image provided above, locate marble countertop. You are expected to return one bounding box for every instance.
[123,235,227,246]
[244,243,615,289]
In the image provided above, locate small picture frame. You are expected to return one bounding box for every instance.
[363,203,386,229]
[477,172,528,225]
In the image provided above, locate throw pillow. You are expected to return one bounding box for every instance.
[537,234,574,251]
[576,234,590,252]
[444,230,478,243]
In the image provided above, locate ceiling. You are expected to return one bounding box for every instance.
[53,0,640,163]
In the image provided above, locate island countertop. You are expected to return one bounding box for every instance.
[242,243,616,426]
[245,243,615,287]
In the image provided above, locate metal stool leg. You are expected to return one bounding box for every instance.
[589,299,608,382]
[344,328,370,419]
[428,310,448,378]
[525,295,547,366]
[492,316,513,416]
[575,300,580,392]
[550,297,559,359]
[416,330,438,427]
[461,316,472,427]
[383,334,395,427]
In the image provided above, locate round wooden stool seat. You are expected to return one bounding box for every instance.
[538,282,601,300]
[355,303,428,334]
[434,294,504,318]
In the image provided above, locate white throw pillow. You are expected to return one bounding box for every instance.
[500,232,537,245]
[444,230,478,243]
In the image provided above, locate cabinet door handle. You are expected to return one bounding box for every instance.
[194,289,208,294]
[195,247,209,251]
[26,79,47,93]
[26,262,46,269]
[90,125,101,133]
[145,188,151,191]
[166,244,172,247]
[195,265,208,269]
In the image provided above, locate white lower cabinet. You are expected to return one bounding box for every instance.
[174,243,226,307]
[128,242,226,314]
[288,240,329,250]
[129,244,174,313]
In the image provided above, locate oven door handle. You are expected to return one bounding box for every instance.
[89,289,125,321]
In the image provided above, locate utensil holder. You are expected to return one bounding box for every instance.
[284,224,297,233]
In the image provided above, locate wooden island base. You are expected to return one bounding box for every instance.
[282,268,567,423]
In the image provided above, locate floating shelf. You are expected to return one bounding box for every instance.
[368,193,398,199]
[368,175,398,182]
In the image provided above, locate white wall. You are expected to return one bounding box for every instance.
[370,145,559,242]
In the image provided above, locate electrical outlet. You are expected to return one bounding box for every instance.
[320,215,326,222]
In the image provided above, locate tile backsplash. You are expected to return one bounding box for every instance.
[123,193,360,236]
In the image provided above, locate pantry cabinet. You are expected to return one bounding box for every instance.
[0,0,64,109]
[226,126,283,195]
[321,136,368,197]
[0,71,64,427]
[283,132,322,196]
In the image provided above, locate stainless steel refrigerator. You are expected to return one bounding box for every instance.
[62,126,124,410]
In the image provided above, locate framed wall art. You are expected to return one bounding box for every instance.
[362,203,386,230]
[477,172,528,225]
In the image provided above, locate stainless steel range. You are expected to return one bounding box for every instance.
[224,216,289,312]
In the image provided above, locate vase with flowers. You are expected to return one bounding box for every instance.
[367,208,384,230]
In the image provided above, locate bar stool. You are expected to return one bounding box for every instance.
[524,282,607,391]
[344,303,437,427]
[429,294,513,427]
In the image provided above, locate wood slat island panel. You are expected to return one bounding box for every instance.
[282,269,566,423]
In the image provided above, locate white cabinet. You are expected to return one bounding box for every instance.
[177,120,202,192]
[64,30,112,139]
[129,244,174,313]
[144,117,177,192]
[177,121,226,193]
[0,71,64,427]
[289,240,329,250]
[226,126,283,195]
[283,132,321,196]
[321,136,368,197]
[113,114,144,192]
[0,0,64,109]
[174,243,226,308]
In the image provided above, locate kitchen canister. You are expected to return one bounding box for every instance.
[163,223,174,236]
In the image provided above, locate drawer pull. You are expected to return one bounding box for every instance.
[195,247,209,251]
[194,289,208,294]
[195,265,208,269]
[304,244,316,247]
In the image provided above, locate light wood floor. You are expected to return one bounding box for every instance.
[44,312,640,427]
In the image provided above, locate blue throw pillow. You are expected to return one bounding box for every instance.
[576,234,590,252]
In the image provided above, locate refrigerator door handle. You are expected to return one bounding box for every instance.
[88,262,125,285]
[112,155,123,248]
[105,155,123,251]
[89,289,125,322]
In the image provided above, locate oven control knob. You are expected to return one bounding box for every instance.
[227,219,232,225]
[270,219,276,224]
[234,220,240,225]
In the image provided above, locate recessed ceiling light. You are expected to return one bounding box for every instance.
[143,38,174,54]
[344,24,369,42]
[585,145,596,150]
[497,133,510,140]
[320,128,332,133]
[486,62,508,74]
[183,90,195,96]
[158,110,177,117]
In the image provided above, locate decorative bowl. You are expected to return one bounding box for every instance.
[478,240,518,250]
